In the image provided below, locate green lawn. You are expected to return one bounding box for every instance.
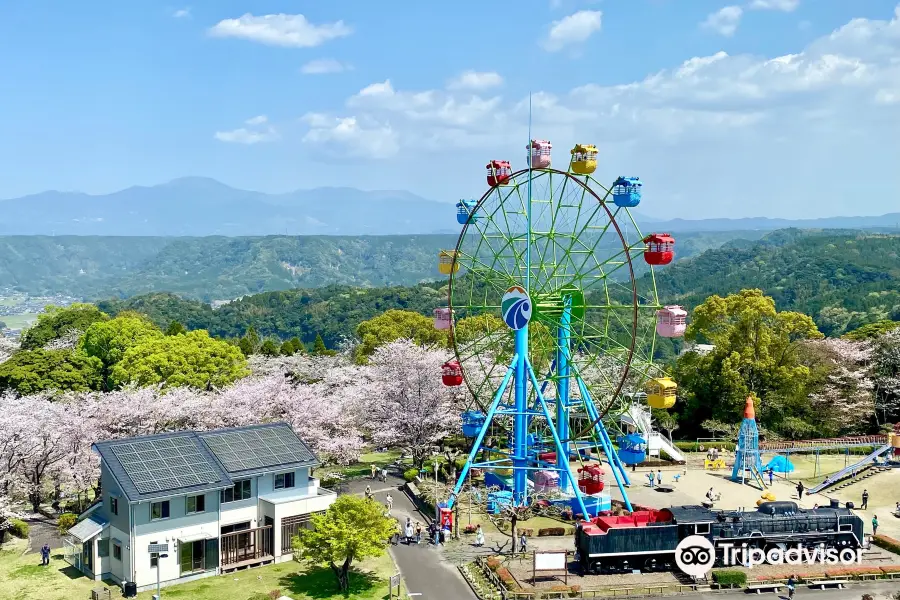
[316,450,402,480]
[1,313,38,329]
[0,538,394,600]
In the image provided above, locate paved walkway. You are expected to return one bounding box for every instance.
[345,474,477,600]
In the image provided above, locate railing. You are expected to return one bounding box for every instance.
[220,525,273,567]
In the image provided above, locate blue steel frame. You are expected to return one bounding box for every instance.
[447,95,634,515]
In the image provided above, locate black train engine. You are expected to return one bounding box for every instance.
[575,500,864,574]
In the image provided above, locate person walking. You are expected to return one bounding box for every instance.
[519,531,527,554]
[365,485,373,500]
[415,522,423,545]
[381,467,388,483]
[371,464,377,480]
[40,543,51,566]
[873,515,879,536]
[385,493,393,513]
[656,469,662,486]
[796,481,804,500]
[474,524,485,547]
[767,468,774,486]
[786,574,795,598]
[404,518,414,545]
[862,489,869,510]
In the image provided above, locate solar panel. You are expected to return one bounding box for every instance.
[111,435,223,495]
[201,425,315,473]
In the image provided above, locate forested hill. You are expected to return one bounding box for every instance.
[95,230,900,345]
[651,229,900,336]
[0,230,765,301]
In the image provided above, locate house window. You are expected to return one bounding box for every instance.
[113,542,122,561]
[186,494,206,514]
[98,539,109,557]
[220,479,251,503]
[150,540,158,568]
[274,472,295,490]
[110,495,118,516]
[151,501,170,521]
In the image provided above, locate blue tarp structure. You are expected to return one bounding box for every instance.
[764,455,795,473]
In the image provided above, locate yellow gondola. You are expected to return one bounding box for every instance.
[646,376,677,409]
[438,250,459,275]
[570,144,598,175]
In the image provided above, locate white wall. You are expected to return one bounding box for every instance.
[220,476,259,528]
[108,524,129,584]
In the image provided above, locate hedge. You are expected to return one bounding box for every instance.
[538,527,567,537]
[711,569,747,587]
[674,441,736,452]
[872,534,900,554]
[824,566,882,578]
[496,567,520,590]
[8,518,29,539]
[403,468,419,482]
[485,556,502,571]
[57,513,78,535]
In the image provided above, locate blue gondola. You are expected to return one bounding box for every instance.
[617,433,647,465]
[461,410,486,438]
[456,199,478,224]
[612,177,642,208]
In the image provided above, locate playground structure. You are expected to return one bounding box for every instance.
[732,396,766,487]
[437,120,683,519]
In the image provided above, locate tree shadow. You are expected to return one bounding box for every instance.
[60,565,86,580]
[278,566,381,599]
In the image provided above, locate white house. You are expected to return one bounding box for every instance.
[63,422,336,592]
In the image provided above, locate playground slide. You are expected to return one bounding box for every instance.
[650,432,686,463]
[620,404,685,462]
[808,444,892,495]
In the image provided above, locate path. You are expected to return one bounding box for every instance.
[23,514,63,552]
[344,474,477,600]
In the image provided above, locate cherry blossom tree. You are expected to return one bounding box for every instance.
[0,337,18,364]
[874,330,900,425]
[364,340,463,468]
[805,338,875,433]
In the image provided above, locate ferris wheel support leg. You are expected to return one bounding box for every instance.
[513,328,529,506]
[526,358,590,520]
[575,377,634,513]
[556,298,573,494]
[447,355,519,510]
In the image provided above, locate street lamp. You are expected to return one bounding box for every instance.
[148,543,169,600]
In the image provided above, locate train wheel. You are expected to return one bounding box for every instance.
[644,557,659,572]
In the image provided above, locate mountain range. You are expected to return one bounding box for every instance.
[2,177,898,236]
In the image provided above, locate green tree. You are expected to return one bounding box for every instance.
[354,309,447,361]
[292,495,395,592]
[79,311,163,390]
[259,339,280,357]
[110,329,249,390]
[843,320,900,341]
[674,289,823,437]
[279,340,296,355]
[21,303,109,350]
[289,336,305,354]
[164,320,187,336]
[313,333,335,356]
[0,348,101,394]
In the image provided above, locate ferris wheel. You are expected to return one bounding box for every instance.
[442,138,681,515]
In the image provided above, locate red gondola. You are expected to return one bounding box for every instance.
[578,464,605,495]
[441,360,463,386]
[486,160,512,187]
[643,233,675,266]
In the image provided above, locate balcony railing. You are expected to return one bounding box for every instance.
[220,525,273,568]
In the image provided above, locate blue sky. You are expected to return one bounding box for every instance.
[0,1,898,219]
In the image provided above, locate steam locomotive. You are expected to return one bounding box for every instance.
[575,499,864,574]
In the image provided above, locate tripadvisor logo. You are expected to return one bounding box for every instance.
[675,535,864,577]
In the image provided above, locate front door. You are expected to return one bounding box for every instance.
[180,540,206,575]
[81,540,93,573]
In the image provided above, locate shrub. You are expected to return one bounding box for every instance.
[538,527,566,537]
[485,556,501,571]
[403,468,419,482]
[872,534,900,554]
[824,566,881,578]
[568,585,581,598]
[711,569,747,587]
[463,524,477,534]
[881,565,900,575]
[9,519,29,539]
[247,595,269,600]
[57,513,78,535]
[674,441,736,452]
[495,567,519,590]
[267,590,281,600]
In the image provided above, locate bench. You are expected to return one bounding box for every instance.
[809,579,848,589]
[746,583,783,594]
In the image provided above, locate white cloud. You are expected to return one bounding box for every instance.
[172,7,191,19]
[298,6,900,218]
[447,71,504,91]
[701,6,743,36]
[209,13,352,48]
[749,0,799,11]
[214,115,278,144]
[301,58,351,74]
[542,10,602,51]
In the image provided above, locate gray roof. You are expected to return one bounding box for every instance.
[94,431,233,503]
[198,422,319,478]
[93,422,320,502]
[68,513,108,543]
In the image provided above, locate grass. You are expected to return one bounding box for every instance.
[0,538,395,600]
[316,450,402,480]
[1,313,38,329]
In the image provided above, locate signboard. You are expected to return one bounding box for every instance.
[389,574,400,588]
[532,551,568,585]
[148,543,169,554]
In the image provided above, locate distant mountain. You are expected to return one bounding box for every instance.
[2,177,898,236]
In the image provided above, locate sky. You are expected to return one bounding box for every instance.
[0,1,898,220]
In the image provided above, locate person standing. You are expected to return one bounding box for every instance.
[786,574,795,599]
[371,464,377,480]
[656,469,662,486]
[647,471,655,488]
[365,485,373,500]
[386,493,393,513]
[40,543,51,566]
[767,468,774,486]
[519,531,527,554]
[796,481,804,500]
[474,524,485,547]
[862,489,869,510]
[415,522,423,544]
[381,467,388,483]
[873,515,879,536]
[405,518,414,545]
